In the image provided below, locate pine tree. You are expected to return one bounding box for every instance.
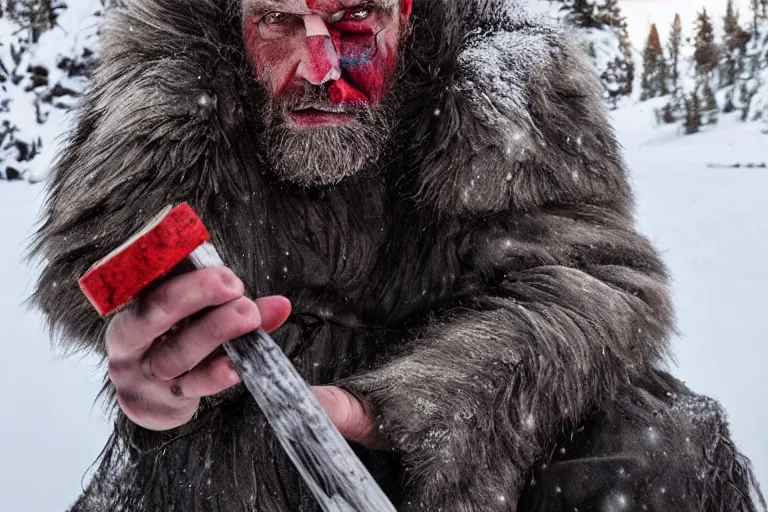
[685,90,702,134]
[693,9,719,79]
[723,89,737,113]
[660,56,668,96]
[749,0,766,37]
[701,82,719,125]
[5,0,65,43]
[595,0,634,107]
[667,13,683,93]
[640,24,667,100]
[596,0,622,27]
[722,0,751,87]
[558,0,601,29]
[659,13,685,123]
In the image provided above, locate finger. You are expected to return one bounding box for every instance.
[254,295,292,332]
[116,387,199,432]
[147,296,261,381]
[312,386,391,451]
[173,353,241,398]
[106,267,245,358]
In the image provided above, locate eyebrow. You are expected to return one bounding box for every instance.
[243,0,301,16]
[243,0,397,16]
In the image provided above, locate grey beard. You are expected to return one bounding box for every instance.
[262,93,395,188]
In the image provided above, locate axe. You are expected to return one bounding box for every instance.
[78,202,396,512]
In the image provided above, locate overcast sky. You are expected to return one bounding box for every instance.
[619,0,743,48]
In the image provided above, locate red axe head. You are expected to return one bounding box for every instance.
[78,203,210,316]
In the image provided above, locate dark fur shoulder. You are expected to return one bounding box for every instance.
[403,0,630,216]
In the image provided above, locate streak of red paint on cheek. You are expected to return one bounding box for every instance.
[339,34,399,104]
[339,4,410,104]
[342,65,393,104]
[328,59,394,105]
[243,18,302,97]
[401,0,412,18]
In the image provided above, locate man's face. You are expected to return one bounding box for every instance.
[242,0,412,186]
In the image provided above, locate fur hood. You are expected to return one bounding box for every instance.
[30,0,629,353]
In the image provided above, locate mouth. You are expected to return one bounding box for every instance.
[288,105,354,127]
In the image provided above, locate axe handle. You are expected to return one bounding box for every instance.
[188,242,396,512]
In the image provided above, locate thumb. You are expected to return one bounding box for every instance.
[311,385,392,451]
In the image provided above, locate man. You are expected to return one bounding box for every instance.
[31,0,765,510]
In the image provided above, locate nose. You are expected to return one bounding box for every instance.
[295,15,341,86]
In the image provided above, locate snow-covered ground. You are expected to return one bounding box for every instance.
[0,182,110,511]
[614,100,768,489]
[1,103,766,509]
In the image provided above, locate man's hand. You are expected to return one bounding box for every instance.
[312,386,391,451]
[106,267,387,450]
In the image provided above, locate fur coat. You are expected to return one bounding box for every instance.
[30,0,766,510]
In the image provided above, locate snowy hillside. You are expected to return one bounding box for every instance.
[612,100,768,493]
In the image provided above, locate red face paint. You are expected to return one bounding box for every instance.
[400,0,412,19]
[243,0,411,125]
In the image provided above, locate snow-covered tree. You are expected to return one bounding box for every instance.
[558,0,601,29]
[543,0,637,109]
[667,13,683,94]
[693,8,719,80]
[701,82,719,125]
[750,0,768,37]
[5,0,66,43]
[658,13,686,124]
[736,15,768,122]
[684,90,702,134]
[0,0,103,180]
[584,0,635,108]
[640,24,666,100]
[721,0,751,88]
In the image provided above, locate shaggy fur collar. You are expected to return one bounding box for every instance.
[30,0,628,353]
